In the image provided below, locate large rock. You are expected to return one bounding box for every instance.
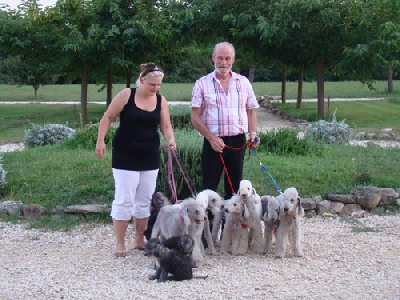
[23,204,47,219]
[63,204,110,214]
[300,198,316,210]
[356,193,381,210]
[379,188,397,205]
[351,186,382,209]
[0,200,23,216]
[317,200,344,215]
[340,204,363,216]
[327,193,356,204]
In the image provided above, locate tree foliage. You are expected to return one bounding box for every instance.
[0,0,399,118]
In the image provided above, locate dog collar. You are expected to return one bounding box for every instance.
[285,212,296,220]
[179,209,185,222]
[240,221,248,229]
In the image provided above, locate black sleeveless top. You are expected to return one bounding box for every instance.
[112,88,161,171]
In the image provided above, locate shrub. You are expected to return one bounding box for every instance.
[170,104,193,130]
[0,156,6,188]
[304,110,352,144]
[257,128,323,156]
[24,123,76,148]
[63,124,117,149]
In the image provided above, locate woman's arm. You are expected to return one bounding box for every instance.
[159,96,176,150]
[95,88,130,159]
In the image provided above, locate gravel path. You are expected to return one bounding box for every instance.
[1,215,399,299]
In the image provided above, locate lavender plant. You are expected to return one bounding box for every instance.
[304,110,352,144]
[24,124,76,148]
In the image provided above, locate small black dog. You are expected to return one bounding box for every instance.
[144,235,207,282]
[143,192,170,241]
[152,244,194,282]
[144,234,194,261]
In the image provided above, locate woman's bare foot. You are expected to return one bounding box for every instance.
[133,238,146,250]
[115,248,127,257]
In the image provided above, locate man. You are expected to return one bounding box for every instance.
[191,41,259,201]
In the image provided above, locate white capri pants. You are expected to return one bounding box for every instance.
[110,168,159,221]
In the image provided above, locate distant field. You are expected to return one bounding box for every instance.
[0,80,399,102]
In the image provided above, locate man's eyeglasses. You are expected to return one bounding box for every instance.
[142,63,163,77]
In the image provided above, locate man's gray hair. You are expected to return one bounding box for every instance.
[213,42,235,57]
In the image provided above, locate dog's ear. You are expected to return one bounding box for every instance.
[252,188,256,196]
[296,196,301,213]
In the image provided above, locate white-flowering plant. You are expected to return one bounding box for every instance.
[304,110,352,144]
[24,123,76,148]
[0,156,6,188]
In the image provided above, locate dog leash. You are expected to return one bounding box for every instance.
[164,144,197,203]
[220,137,260,196]
[246,137,259,180]
[252,149,281,196]
[220,140,251,196]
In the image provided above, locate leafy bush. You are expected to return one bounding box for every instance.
[63,124,117,149]
[24,123,76,148]
[257,128,323,156]
[0,156,6,188]
[304,110,353,144]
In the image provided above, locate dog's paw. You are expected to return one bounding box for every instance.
[294,251,304,257]
[149,274,158,280]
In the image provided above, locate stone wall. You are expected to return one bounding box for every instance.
[300,186,400,218]
[1,186,399,220]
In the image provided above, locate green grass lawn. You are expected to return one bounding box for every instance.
[1,80,399,102]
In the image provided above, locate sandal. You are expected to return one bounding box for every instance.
[115,249,128,257]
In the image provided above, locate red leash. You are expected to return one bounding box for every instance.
[219,139,254,195]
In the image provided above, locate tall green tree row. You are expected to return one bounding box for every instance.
[1,0,399,120]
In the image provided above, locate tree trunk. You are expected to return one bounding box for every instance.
[107,68,112,107]
[248,65,255,84]
[281,72,286,104]
[297,68,303,109]
[80,63,88,122]
[126,70,131,88]
[388,65,393,93]
[316,57,325,118]
[33,84,39,98]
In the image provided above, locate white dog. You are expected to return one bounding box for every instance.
[220,194,250,255]
[237,180,264,254]
[274,187,304,258]
[151,197,205,243]
[260,195,280,254]
[188,189,223,262]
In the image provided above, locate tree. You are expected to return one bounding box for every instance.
[0,0,61,97]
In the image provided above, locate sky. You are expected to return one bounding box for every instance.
[1,0,57,10]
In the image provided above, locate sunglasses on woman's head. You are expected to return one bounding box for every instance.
[142,64,163,77]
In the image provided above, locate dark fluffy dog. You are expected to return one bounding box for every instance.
[144,234,194,258]
[143,192,171,241]
[144,235,206,282]
[152,244,193,282]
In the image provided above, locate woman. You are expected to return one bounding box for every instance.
[96,62,176,257]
